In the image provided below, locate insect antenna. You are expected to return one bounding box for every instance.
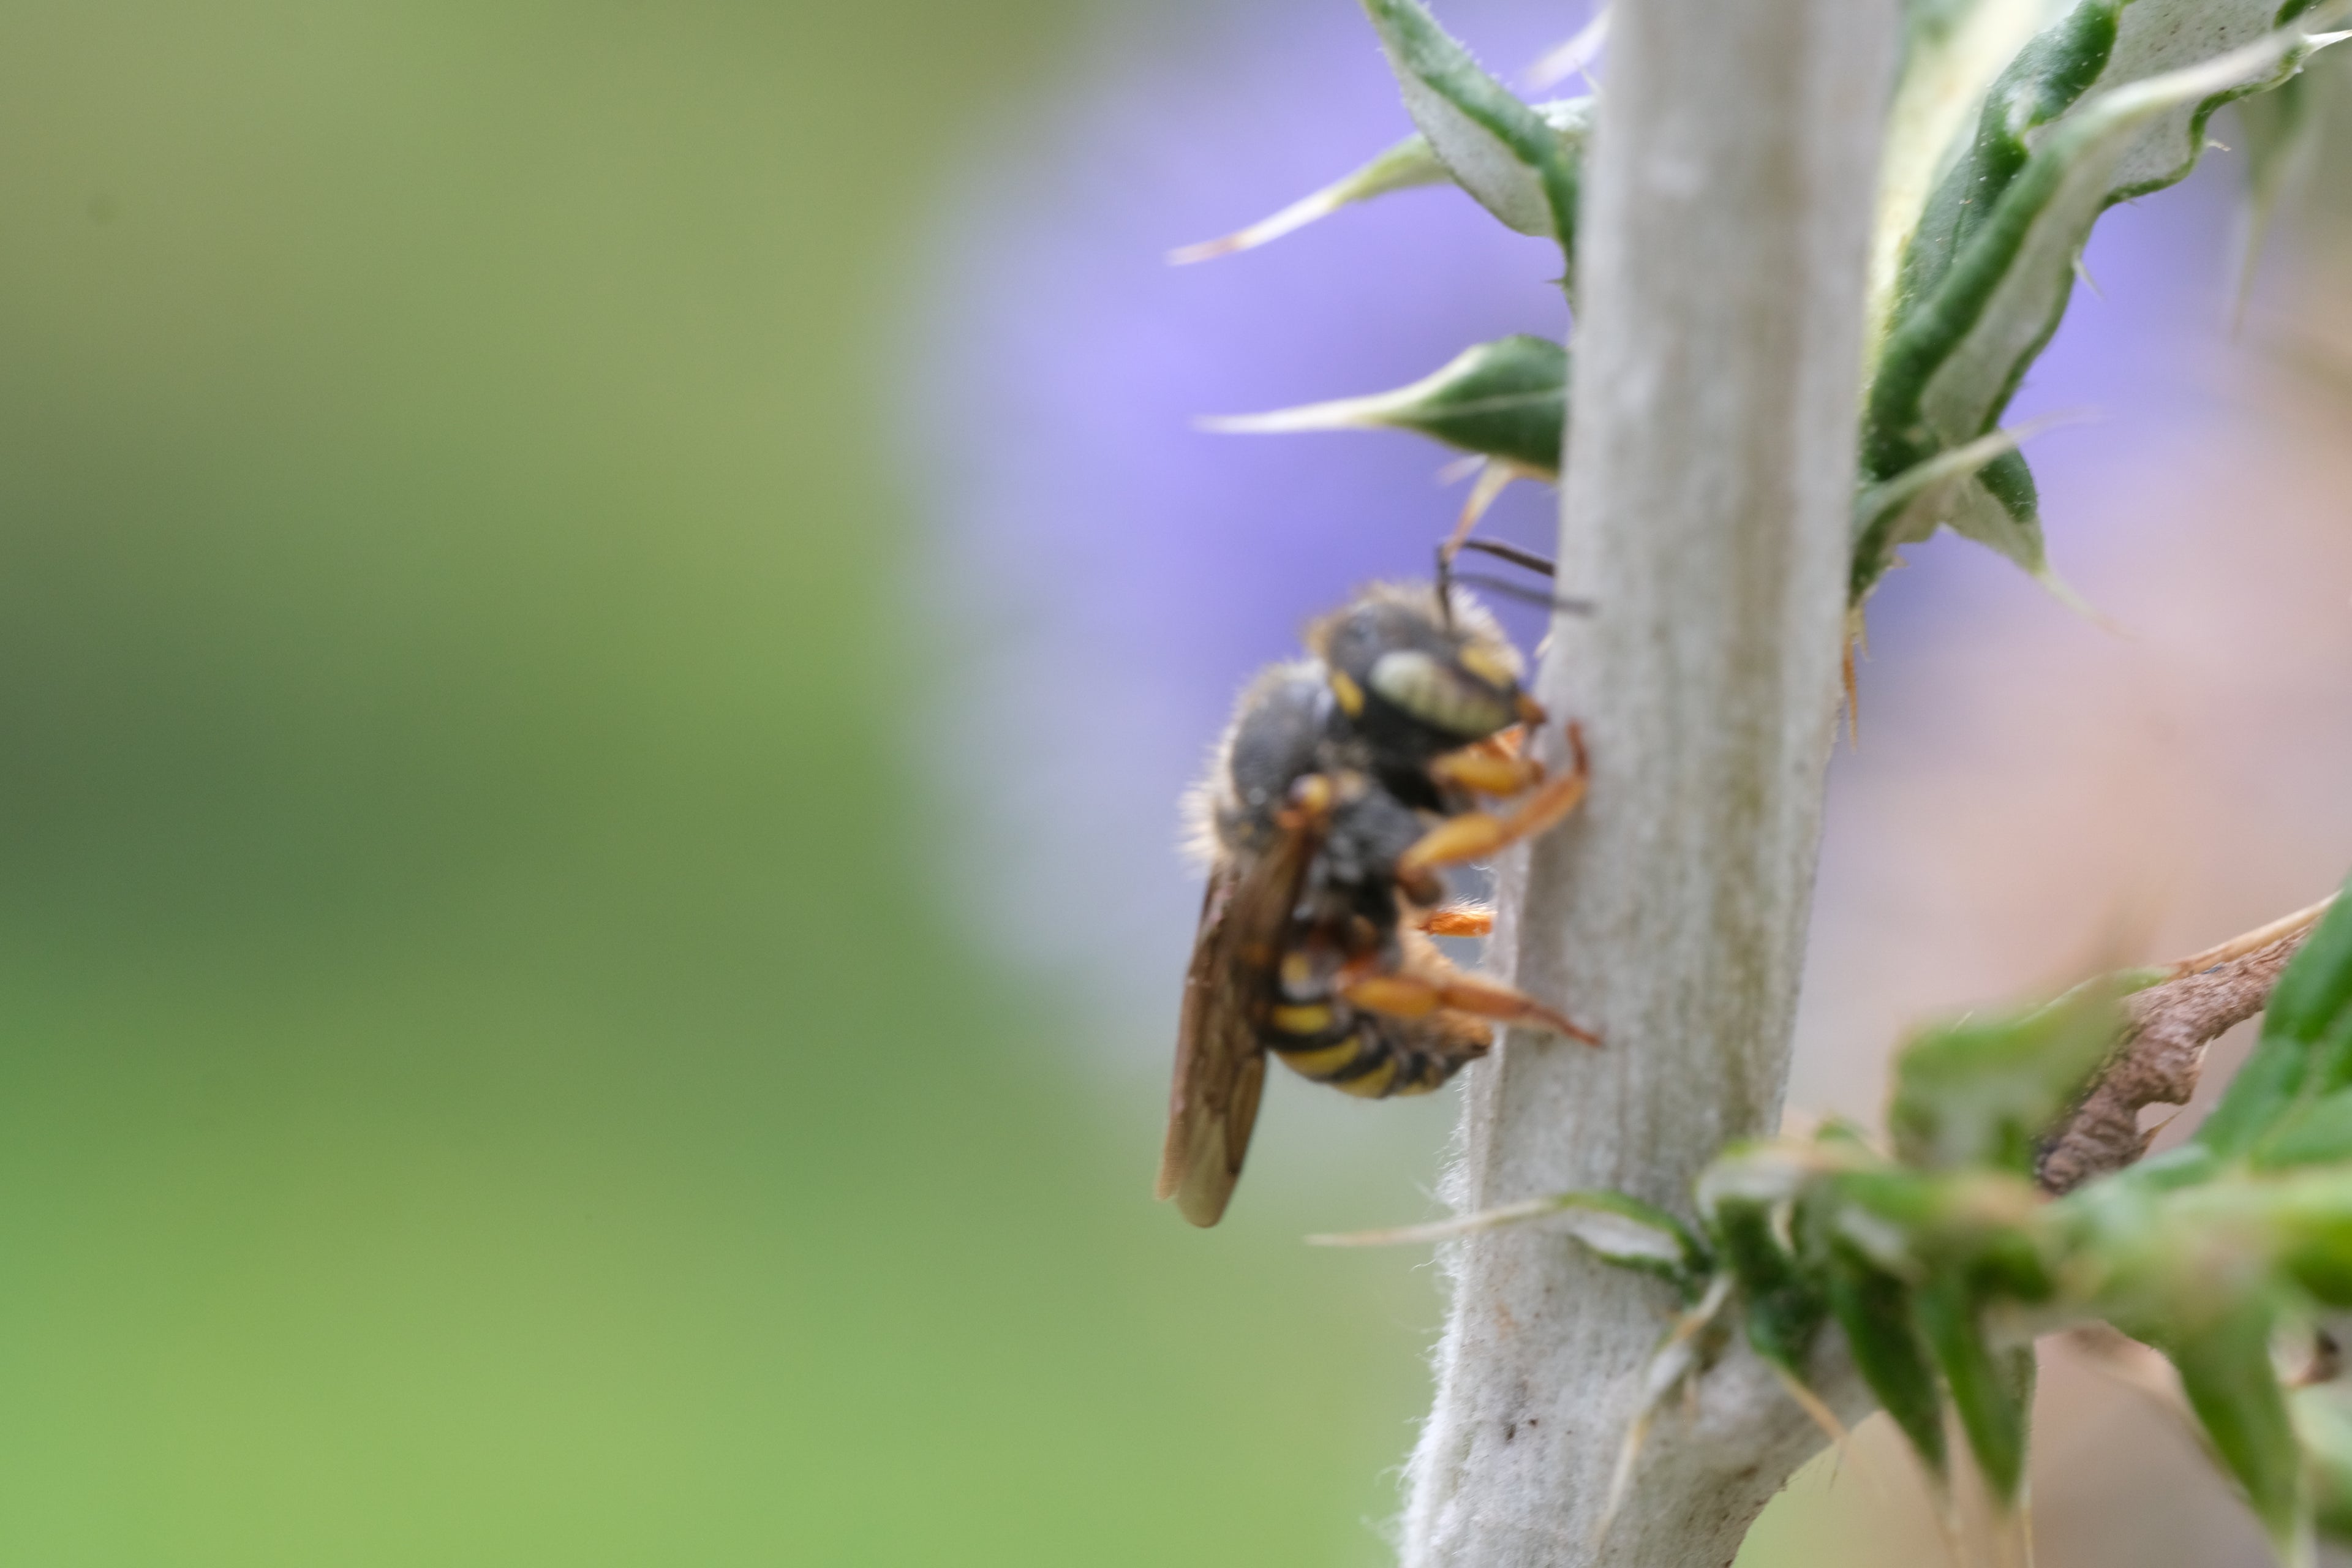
[1455,537,1557,578]
[1449,571,1595,616]
[1439,537,1575,627]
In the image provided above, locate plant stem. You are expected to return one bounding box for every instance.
[1400,3,1894,1563]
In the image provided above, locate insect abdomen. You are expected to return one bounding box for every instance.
[1267,1012,1476,1099]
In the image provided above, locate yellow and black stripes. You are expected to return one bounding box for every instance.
[1265,1007,1483,1099]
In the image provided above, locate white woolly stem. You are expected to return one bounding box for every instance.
[1400,4,1894,1565]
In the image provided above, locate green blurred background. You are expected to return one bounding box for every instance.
[0,4,1466,1562]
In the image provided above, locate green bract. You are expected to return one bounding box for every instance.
[1359,0,1581,266]
[1535,1191,1713,1289]
[1856,2,2343,603]
[1887,979,2125,1173]
[1167,99,1593,266]
[2191,876,2352,1162]
[1558,881,2352,1558]
[1200,336,1567,478]
[1181,0,2342,617]
[1344,888,2348,1551]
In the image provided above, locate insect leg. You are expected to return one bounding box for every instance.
[1417,905,1494,937]
[1427,745,1545,796]
[1398,723,1590,876]
[1380,1011,1496,1094]
[1418,973,1599,1046]
[1469,728,1527,759]
[1340,970,1597,1047]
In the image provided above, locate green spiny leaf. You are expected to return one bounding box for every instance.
[2245,1169,2352,1308]
[2165,1300,2305,1550]
[1826,1250,1950,1477]
[2073,1167,2352,1321]
[2254,1087,2352,1170]
[1696,1139,1853,1223]
[1305,1187,1711,1297]
[1856,2,2342,603]
[2099,2,2340,204]
[2196,875,2352,1161]
[1169,98,1593,266]
[1199,335,1566,477]
[2258,881,2352,1082]
[1711,1197,1829,1375]
[1852,421,2032,530]
[1892,0,2122,319]
[1868,0,2073,360]
[1359,0,1581,270]
[1167,134,1450,265]
[1888,980,2123,1175]
[1831,1167,2055,1307]
[1852,430,2083,609]
[1540,1191,1712,1292]
[1917,1276,2033,1504]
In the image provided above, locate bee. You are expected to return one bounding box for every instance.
[1156,582,1597,1226]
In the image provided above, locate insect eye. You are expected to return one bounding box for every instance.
[1367,649,1515,737]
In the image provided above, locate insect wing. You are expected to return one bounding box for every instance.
[1156,823,1316,1226]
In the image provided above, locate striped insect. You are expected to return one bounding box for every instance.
[1156,582,1597,1226]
